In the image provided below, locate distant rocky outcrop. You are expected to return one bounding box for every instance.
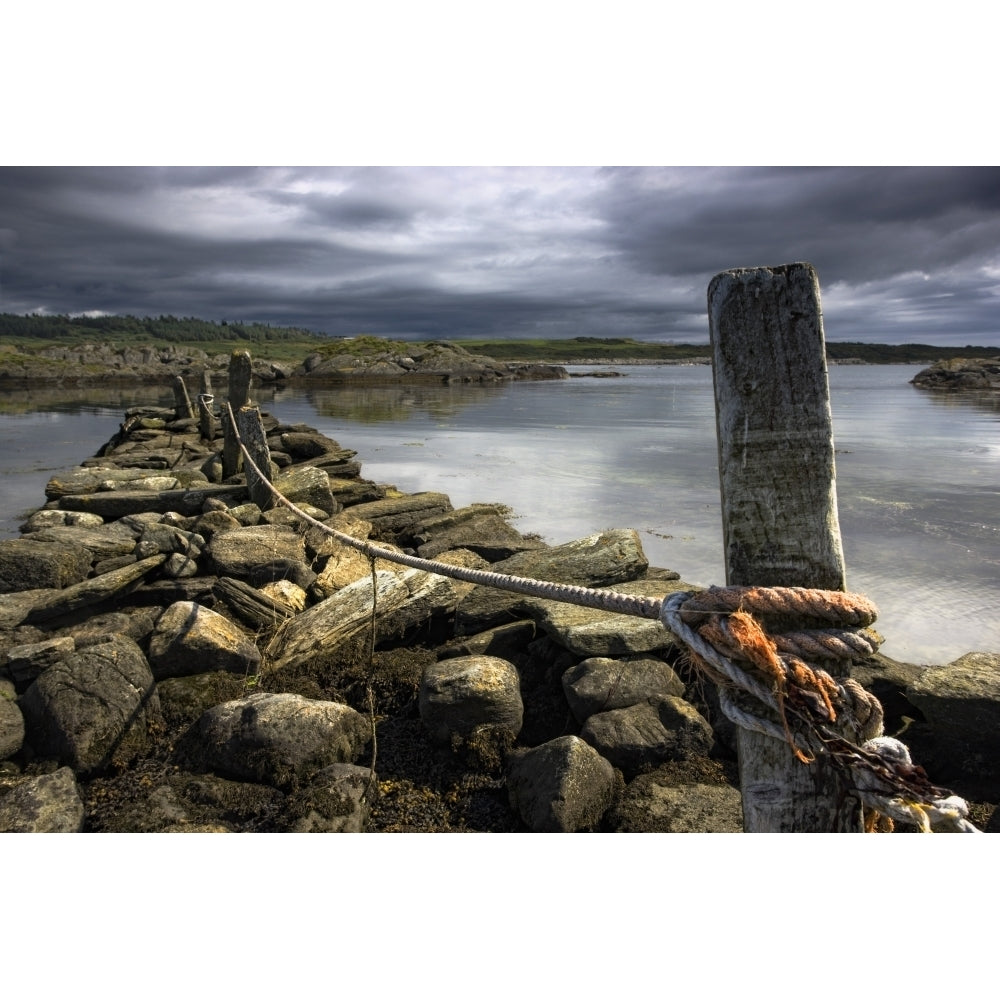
[0,338,566,386]
[293,339,566,384]
[0,342,291,385]
[911,356,1000,391]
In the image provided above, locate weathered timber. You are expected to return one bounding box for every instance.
[172,375,195,421]
[214,577,297,631]
[235,405,274,511]
[708,261,862,833]
[197,393,216,442]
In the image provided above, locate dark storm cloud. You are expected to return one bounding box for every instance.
[1,165,998,345]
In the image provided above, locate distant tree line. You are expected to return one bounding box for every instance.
[0,313,329,345]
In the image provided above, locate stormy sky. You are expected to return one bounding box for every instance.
[2,165,999,346]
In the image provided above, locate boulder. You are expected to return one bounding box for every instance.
[0,537,93,593]
[1,679,25,759]
[608,765,743,832]
[197,692,371,789]
[207,524,307,578]
[409,504,545,560]
[19,635,161,775]
[6,636,76,693]
[454,529,650,635]
[20,509,105,533]
[345,492,454,541]
[284,763,376,832]
[505,734,618,832]
[905,651,1000,776]
[0,767,86,833]
[580,697,715,779]
[562,655,686,724]
[911,356,1000,391]
[272,464,337,517]
[529,579,687,658]
[419,655,524,745]
[147,600,262,679]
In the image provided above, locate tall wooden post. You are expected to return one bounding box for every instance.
[222,351,253,479]
[235,405,274,510]
[707,262,862,832]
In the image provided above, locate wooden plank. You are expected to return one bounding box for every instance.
[707,261,862,832]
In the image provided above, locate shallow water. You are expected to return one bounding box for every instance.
[1,365,997,664]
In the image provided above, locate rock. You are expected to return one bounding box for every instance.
[409,504,545,560]
[313,539,405,597]
[419,655,524,745]
[454,529,650,635]
[580,697,715,779]
[284,763,376,832]
[0,766,86,832]
[64,608,160,650]
[272,464,337,517]
[19,635,161,775]
[29,523,139,563]
[259,579,307,612]
[196,692,371,790]
[156,671,247,730]
[57,484,248,519]
[207,524,307,578]
[20,509,105,533]
[608,765,743,832]
[147,600,262,679]
[327,477,383,507]
[529,579,687,658]
[911,356,1000,391]
[190,509,242,538]
[437,621,541,662]
[346,491,454,542]
[1,679,25,759]
[905,651,1000,777]
[505,735,618,832]
[6,636,76,692]
[137,522,206,557]
[562,655,686,724]
[0,537,93,592]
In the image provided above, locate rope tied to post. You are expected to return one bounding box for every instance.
[660,587,980,832]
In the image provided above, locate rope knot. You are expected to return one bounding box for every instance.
[659,586,980,832]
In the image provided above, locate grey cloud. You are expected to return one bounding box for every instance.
[1,166,998,345]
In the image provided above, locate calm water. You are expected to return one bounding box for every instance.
[1,366,997,664]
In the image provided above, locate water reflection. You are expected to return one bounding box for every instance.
[302,381,509,424]
[1,367,997,663]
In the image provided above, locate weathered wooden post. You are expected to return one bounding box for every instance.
[197,393,216,443]
[235,404,274,510]
[707,261,863,832]
[172,375,195,421]
[222,351,253,479]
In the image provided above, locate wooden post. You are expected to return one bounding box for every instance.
[707,261,862,832]
[172,375,195,421]
[197,393,216,443]
[222,351,253,479]
[228,350,253,409]
[235,404,274,510]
